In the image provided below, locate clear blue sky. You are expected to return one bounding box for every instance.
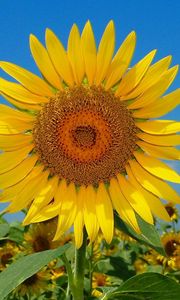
[0,0,180,221]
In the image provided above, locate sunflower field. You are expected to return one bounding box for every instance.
[0,208,180,299]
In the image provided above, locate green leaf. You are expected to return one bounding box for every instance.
[99,287,118,300]
[114,213,165,255]
[109,272,180,300]
[96,257,135,281]
[0,244,70,300]
[0,223,9,238]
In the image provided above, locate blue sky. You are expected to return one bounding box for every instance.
[0,0,180,221]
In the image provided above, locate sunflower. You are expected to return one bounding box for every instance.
[0,20,180,248]
[0,241,21,271]
[24,219,72,253]
[164,202,179,221]
[144,232,180,270]
[92,272,111,298]
[134,258,147,274]
[14,269,51,297]
[115,228,135,243]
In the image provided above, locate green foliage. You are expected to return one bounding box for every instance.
[105,273,180,300]
[0,244,70,300]
[0,221,24,244]
[0,211,180,300]
[0,223,10,239]
[114,213,165,255]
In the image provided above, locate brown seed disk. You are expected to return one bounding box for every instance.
[33,85,138,185]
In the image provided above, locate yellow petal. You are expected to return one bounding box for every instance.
[130,66,178,109]
[122,55,172,100]
[24,175,59,222]
[129,159,180,203]
[136,120,180,135]
[134,151,180,183]
[0,61,53,97]
[0,117,33,134]
[7,170,49,212]
[30,34,62,90]
[96,182,114,244]
[0,106,34,137]
[0,78,48,105]
[1,91,42,111]
[109,178,140,233]
[0,104,35,121]
[105,31,136,90]
[0,134,32,151]
[67,24,84,84]
[26,180,67,224]
[1,165,44,203]
[95,21,115,85]
[54,182,77,240]
[126,165,171,222]
[53,180,67,205]
[84,185,99,242]
[0,155,38,189]
[137,132,180,146]
[46,28,74,86]
[81,21,97,86]
[74,186,85,248]
[133,88,180,118]
[137,141,180,160]
[116,50,156,96]
[24,202,60,224]
[0,144,33,174]
[117,174,154,224]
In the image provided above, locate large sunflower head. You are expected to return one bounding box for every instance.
[0,21,180,248]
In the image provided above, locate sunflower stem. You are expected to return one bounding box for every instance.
[73,229,88,300]
[61,254,74,300]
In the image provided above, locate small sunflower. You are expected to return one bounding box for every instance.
[0,21,180,248]
[50,265,65,280]
[145,232,180,270]
[24,219,72,253]
[162,232,180,258]
[14,269,51,297]
[92,272,111,298]
[134,258,147,274]
[0,241,21,271]
[164,202,179,221]
[115,228,135,243]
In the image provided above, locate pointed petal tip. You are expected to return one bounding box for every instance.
[45,28,51,35]
[130,30,136,37]
[174,64,179,73]
[166,55,172,63]
[109,20,114,27]
[151,49,157,56]
[71,23,79,31]
[22,218,30,226]
[29,33,34,39]
[86,20,91,26]
[29,34,39,50]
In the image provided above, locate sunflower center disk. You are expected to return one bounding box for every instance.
[72,125,96,148]
[33,86,138,185]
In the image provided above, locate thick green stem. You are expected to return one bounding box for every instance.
[73,230,88,300]
[61,254,74,300]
